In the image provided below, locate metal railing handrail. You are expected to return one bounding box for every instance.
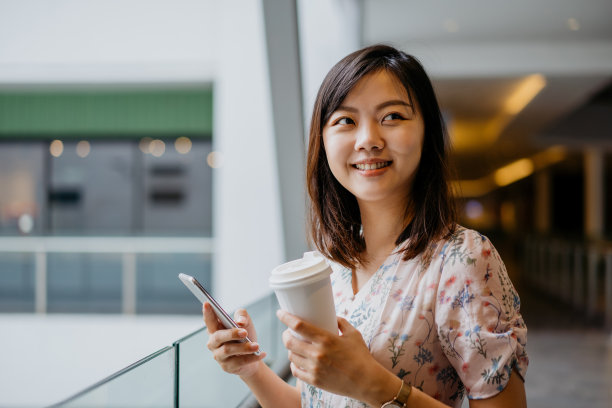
[0,236,214,254]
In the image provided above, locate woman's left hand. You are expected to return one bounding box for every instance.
[276,310,395,403]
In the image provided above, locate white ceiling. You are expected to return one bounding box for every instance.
[362,0,612,180]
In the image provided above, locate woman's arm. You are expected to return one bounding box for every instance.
[239,361,301,408]
[468,369,526,408]
[203,304,300,408]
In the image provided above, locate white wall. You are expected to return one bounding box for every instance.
[0,0,218,83]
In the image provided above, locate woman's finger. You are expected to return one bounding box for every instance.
[207,326,248,350]
[289,362,314,386]
[287,350,314,372]
[203,302,225,333]
[222,352,267,375]
[213,340,262,362]
[233,308,250,327]
[281,328,315,355]
[277,310,330,341]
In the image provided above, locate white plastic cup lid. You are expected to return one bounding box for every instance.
[269,254,330,288]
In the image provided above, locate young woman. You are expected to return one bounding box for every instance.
[203,44,528,408]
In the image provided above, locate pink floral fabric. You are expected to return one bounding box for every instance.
[301,227,528,408]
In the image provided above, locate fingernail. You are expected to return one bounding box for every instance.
[250,342,259,350]
[276,310,283,318]
[237,316,247,324]
[238,329,248,337]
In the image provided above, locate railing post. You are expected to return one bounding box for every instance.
[122,252,137,314]
[538,241,547,290]
[561,244,572,303]
[605,251,612,330]
[586,248,599,319]
[34,251,47,314]
[573,246,583,310]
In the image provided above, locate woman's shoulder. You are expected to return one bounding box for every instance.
[434,225,504,269]
[440,225,495,252]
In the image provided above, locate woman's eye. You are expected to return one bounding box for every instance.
[335,117,355,125]
[383,113,404,121]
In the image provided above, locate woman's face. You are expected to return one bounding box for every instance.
[322,70,425,208]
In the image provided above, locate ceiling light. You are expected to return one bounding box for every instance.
[443,19,459,33]
[567,18,580,31]
[504,74,546,115]
[175,137,192,154]
[150,140,165,157]
[494,158,534,187]
[139,137,153,154]
[207,151,224,168]
[50,140,64,157]
[76,140,91,158]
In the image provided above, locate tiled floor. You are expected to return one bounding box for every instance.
[518,286,612,408]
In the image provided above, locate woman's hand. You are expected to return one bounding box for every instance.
[203,303,267,379]
[277,310,397,405]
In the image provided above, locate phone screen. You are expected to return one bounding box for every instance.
[178,273,261,355]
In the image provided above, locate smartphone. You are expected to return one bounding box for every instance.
[178,273,261,355]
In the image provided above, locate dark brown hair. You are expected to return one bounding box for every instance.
[306,44,456,269]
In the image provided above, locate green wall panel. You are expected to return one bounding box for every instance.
[0,88,213,138]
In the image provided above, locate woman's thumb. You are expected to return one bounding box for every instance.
[337,316,355,334]
[234,309,250,327]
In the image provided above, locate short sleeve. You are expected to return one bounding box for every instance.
[435,229,528,399]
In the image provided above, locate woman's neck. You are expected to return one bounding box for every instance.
[358,198,408,264]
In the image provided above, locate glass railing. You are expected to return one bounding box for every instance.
[0,236,213,314]
[50,294,289,408]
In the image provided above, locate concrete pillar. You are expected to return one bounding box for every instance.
[262,0,308,262]
[535,170,551,235]
[584,149,604,239]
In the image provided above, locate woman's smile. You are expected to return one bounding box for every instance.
[351,159,393,176]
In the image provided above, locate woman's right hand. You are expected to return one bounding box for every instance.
[203,303,267,379]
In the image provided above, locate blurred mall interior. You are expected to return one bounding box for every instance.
[0,0,611,407]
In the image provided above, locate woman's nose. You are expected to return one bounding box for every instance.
[354,122,384,151]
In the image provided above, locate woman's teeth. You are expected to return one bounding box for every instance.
[354,161,390,170]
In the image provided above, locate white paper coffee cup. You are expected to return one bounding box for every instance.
[269,252,337,335]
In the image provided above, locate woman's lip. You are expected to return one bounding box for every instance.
[353,165,390,177]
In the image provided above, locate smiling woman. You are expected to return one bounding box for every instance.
[203,45,528,408]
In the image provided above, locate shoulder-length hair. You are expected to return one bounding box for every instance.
[306,44,456,269]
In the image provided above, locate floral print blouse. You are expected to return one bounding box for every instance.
[300,227,528,408]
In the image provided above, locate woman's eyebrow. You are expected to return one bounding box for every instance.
[335,105,358,113]
[375,100,413,110]
[335,100,413,114]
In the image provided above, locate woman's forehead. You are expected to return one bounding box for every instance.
[335,69,416,110]
[336,69,413,109]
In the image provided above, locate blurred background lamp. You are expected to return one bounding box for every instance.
[76,140,91,158]
[139,137,153,154]
[18,214,34,234]
[443,19,459,33]
[150,139,165,157]
[494,158,534,186]
[175,137,192,154]
[567,18,580,31]
[49,140,64,157]
[465,200,484,220]
[207,151,224,168]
